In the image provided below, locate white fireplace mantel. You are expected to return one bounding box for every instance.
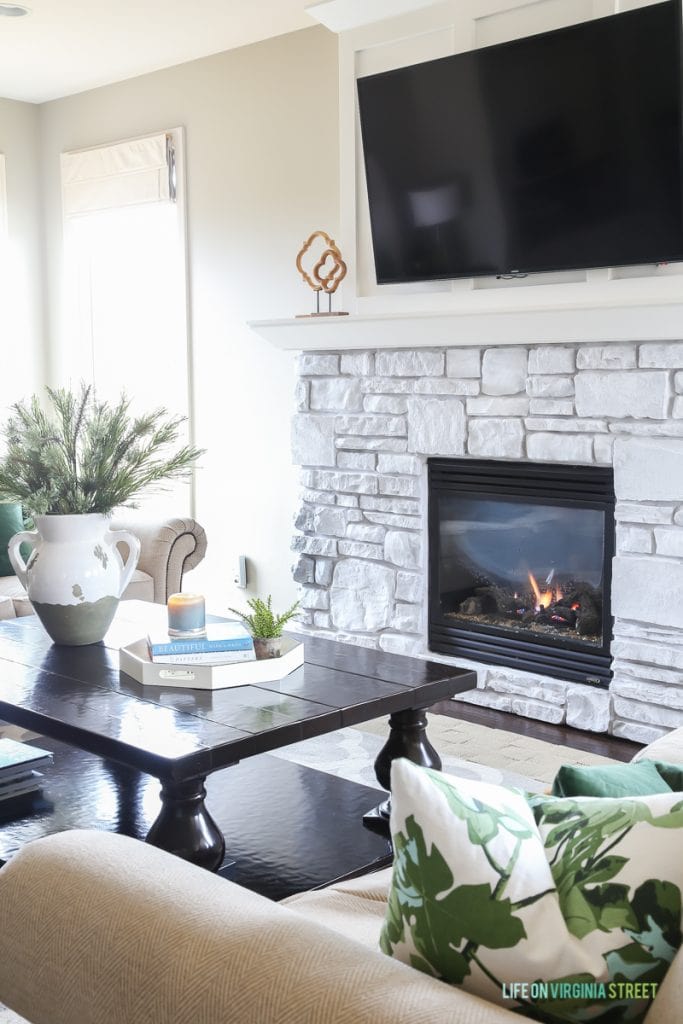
[250,297,683,351]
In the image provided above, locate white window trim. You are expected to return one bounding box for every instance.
[174,128,198,520]
[0,154,7,236]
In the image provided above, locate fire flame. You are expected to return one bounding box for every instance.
[528,571,563,611]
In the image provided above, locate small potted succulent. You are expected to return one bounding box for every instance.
[229,595,300,659]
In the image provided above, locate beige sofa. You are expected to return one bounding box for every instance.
[0,515,207,618]
[0,729,680,1024]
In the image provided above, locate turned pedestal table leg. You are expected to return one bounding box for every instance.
[363,707,442,837]
[146,776,226,872]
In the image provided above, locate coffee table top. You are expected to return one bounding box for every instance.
[0,601,476,780]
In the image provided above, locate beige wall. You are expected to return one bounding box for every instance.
[0,97,45,404]
[38,26,339,611]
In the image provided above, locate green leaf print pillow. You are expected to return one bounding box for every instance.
[380,758,683,1024]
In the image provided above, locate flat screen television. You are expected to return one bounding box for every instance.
[357,0,683,285]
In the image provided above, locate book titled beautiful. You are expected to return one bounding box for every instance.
[148,622,256,664]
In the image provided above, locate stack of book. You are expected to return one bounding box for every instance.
[147,622,256,666]
[0,737,52,802]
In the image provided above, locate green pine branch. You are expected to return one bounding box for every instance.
[0,383,204,516]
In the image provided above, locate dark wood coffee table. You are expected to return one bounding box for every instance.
[0,601,475,874]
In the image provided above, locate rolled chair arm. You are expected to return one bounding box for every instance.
[0,831,518,1024]
[111,516,207,603]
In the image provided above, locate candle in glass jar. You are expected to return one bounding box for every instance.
[167,593,206,637]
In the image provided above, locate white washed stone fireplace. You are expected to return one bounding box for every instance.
[290,341,683,742]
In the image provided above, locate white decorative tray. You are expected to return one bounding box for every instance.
[119,635,304,690]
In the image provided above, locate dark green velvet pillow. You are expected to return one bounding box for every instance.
[0,503,27,577]
[552,759,673,798]
[653,761,683,792]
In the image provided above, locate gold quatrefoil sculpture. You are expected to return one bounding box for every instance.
[296,230,349,317]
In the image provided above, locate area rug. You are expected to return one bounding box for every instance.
[271,713,616,794]
[0,715,616,1024]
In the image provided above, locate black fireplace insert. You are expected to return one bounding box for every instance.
[428,458,614,686]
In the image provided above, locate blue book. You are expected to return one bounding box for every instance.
[148,621,254,657]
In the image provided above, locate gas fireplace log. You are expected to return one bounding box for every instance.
[455,577,603,639]
[565,581,601,604]
[548,607,577,628]
[575,599,601,636]
[565,583,602,637]
[472,586,522,615]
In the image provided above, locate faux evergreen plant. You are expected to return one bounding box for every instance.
[229,595,300,638]
[0,384,203,516]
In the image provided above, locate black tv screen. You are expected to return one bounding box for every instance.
[357,0,683,284]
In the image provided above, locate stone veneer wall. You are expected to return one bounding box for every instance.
[290,341,683,742]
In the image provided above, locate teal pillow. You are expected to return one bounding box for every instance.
[654,761,683,792]
[552,759,672,798]
[0,503,28,577]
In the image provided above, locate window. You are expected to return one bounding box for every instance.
[61,132,193,515]
[0,153,15,414]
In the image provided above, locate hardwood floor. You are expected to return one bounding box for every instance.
[430,698,641,763]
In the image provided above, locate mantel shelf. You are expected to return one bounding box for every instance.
[249,298,683,351]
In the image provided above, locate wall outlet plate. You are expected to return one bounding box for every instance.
[234,555,247,589]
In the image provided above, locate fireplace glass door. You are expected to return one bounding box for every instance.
[428,459,614,686]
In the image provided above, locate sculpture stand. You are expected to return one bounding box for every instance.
[296,230,348,317]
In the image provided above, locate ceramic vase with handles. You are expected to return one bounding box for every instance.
[8,514,141,646]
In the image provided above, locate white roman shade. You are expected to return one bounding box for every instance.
[61,133,174,218]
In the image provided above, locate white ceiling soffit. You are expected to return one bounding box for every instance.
[0,1,314,104]
[305,0,442,33]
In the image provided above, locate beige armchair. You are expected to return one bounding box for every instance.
[0,828,679,1024]
[0,730,681,1024]
[0,515,207,619]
